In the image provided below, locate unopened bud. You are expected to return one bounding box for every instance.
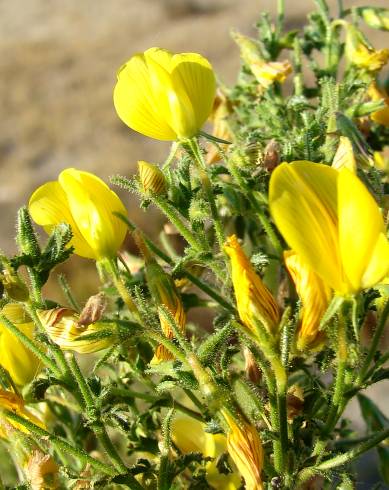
[138,161,167,195]
[221,409,264,490]
[358,7,389,31]
[0,266,29,301]
[25,450,59,490]
[224,235,280,337]
[78,292,107,326]
[16,207,41,260]
[287,385,304,421]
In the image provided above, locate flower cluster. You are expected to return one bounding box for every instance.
[0,3,388,489]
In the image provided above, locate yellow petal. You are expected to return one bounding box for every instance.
[269,162,344,292]
[284,251,332,351]
[368,82,389,127]
[29,180,95,259]
[0,304,41,386]
[58,168,128,259]
[113,52,177,141]
[361,232,389,289]
[338,168,387,292]
[171,52,216,134]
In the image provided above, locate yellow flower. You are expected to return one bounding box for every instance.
[37,308,114,354]
[172,414,240,489]
[345,25,389,72]
[29,168,127,260]
[113,47,216,141]
[224,235,280,335]
[138,161,166,195]
[269,161,389,295]
[0,390,44,439]
[332,136,357,173]
[284,251,332,351]
[221,409,263,490]
[368,81,389,127]
[232,31,292,89]
[0,304,40,386]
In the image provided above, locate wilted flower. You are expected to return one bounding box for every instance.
[221,409,263,490]
[232,31,292,89]
[224,235,280,336]
[269,161,389,294]
[243,347,261,384]
[368,81,389,127]
[37,308,114,354]
[138,160,167,195]
[29,168,127,260]
[345,24,389,71]
[0,303,40,386]
[284,251,332,351]
[25,450,59,490]
[114,47,216,141]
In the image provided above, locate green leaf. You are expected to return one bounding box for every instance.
[357,394,388,433]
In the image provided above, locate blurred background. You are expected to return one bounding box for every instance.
[0,1,388,487]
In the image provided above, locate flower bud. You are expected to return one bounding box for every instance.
[0,304,41,386]
[368,81,389,127]
[345,24,389,72]
[25,450,59,490]
[138,161,167,195]
[232,30,292,89]
[358,7,389,31]
[332,137,357,173]
[286,385,304,421]
[147,263,186,363]
[224,235,280,336]
[135,232,186,363]
[284,251,332,351]
[221,409,264,490]
[37,308,114,354]
[0,265,29,301]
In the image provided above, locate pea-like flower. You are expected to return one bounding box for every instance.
[0,304,40,386]
[113,47,216,141]
[269,161,389,295]
[29,168,127,260]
